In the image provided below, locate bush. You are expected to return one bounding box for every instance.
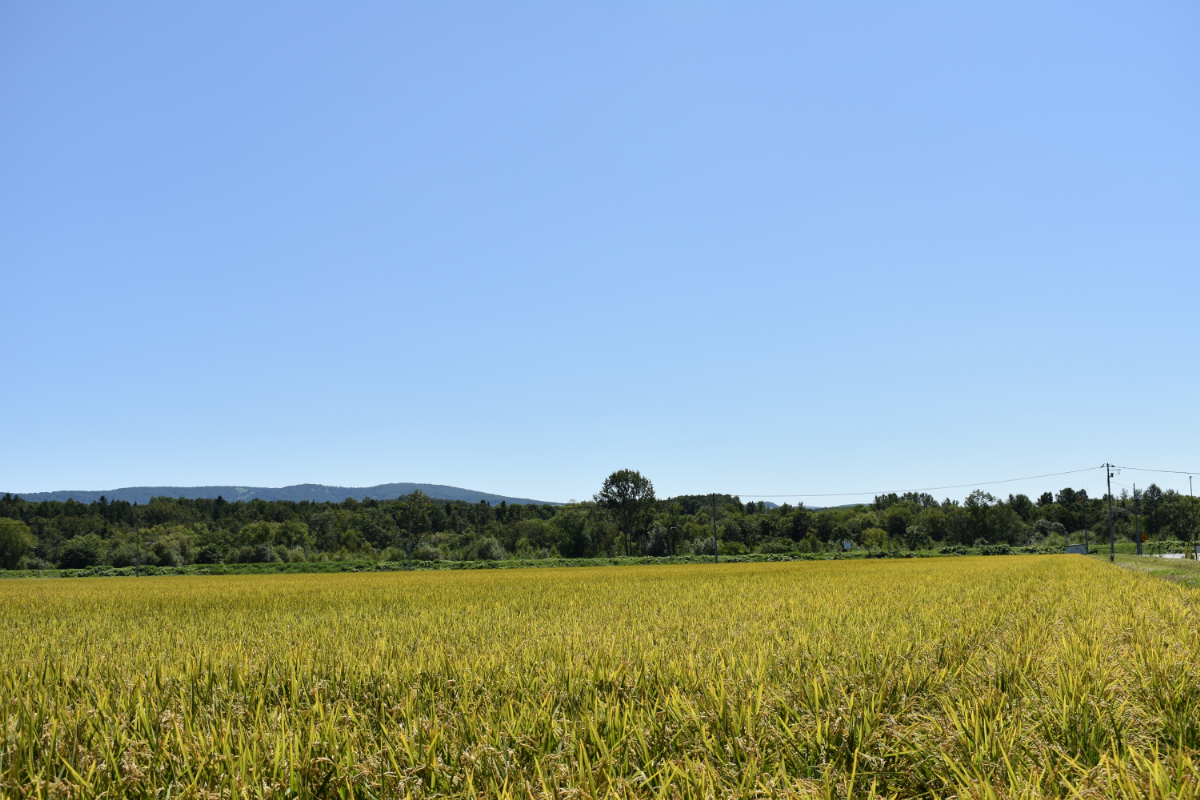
[902,525,932,551]
[642,526,674,557]
[414,544,442,561]
[252,544,280,563]
[938,545,967,556]
[108,542,140,568]
[719,540,748,556]
[58,536,103,569]
[756,538,795,555]
[463,537,506,561]
[861,528,888,550]
[228,544,280,564]
[196,545,224,564]
[153,541,186,567]
[978,543,1012,556]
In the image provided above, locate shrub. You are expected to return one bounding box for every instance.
[153,540,186,567]
[252,544,280,563]
[414,544,442,561]
[463,537,506,561]
[58,536,103,569]
[902,525,932,551]
[196,546,224,564]
[861,527,888,550]
[107,542,140,568]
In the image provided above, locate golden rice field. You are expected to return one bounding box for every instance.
[2,557,1200,799]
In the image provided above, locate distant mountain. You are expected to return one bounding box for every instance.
[8,482,556,506]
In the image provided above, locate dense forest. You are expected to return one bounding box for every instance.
[0,471,1197,570]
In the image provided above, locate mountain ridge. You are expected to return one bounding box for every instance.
[7,483,557,506]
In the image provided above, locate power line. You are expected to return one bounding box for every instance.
[737,465,1104,499]
[1112,464,1197,477]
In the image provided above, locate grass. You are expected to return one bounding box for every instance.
[2,556,1199,798]
[0,545,1062,581]
[1094,552,1200,588]
[0,552,844,580]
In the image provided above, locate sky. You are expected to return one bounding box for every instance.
[2,1,1197,504]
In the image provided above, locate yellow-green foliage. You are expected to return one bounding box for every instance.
[2,557,1199,798]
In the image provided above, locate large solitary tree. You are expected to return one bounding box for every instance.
[595,469,656,556]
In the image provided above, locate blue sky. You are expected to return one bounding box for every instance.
[2,1,1197,504]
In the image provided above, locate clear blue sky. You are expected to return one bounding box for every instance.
[2,2,1197,504]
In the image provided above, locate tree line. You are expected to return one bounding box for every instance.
[0,470,1196,570]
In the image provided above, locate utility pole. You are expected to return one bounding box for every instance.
[711,493,718,564]
[1133,484,1141,557]
[1106,463,1115,563]
[1081,497,1088,551]
[1190,476,1196,560]
[668,526,677,560]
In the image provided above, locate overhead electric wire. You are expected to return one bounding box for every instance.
[1113,464,1197,476]
[737,465,1104,499]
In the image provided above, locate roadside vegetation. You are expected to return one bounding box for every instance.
[1097,552,1200,588]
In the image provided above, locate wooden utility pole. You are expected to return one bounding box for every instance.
[1082,497,1088,551]
[1190,476,1196,560]
[1133,484,1141,557]
[1106,463,1115,562]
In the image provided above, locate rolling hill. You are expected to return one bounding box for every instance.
[7,483,556,506]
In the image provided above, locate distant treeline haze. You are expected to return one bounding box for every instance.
[0,477,1196,570]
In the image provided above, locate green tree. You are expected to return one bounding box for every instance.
[882,504,914,549]
[277,520,313,549]
[0,519,35,570]
[861,527,888,550]
[1143,484,1163,538]
[915,506,949,543]
[595,469,656,556]
[551,508,592,558]
[964,491,997,544]
[662,501,686,555]
[902,524,932,550]
[1008,494,1035,522]
[397,491,435,561]
[58,535,103,569]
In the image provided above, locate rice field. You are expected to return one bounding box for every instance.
[2,557,1199,799]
